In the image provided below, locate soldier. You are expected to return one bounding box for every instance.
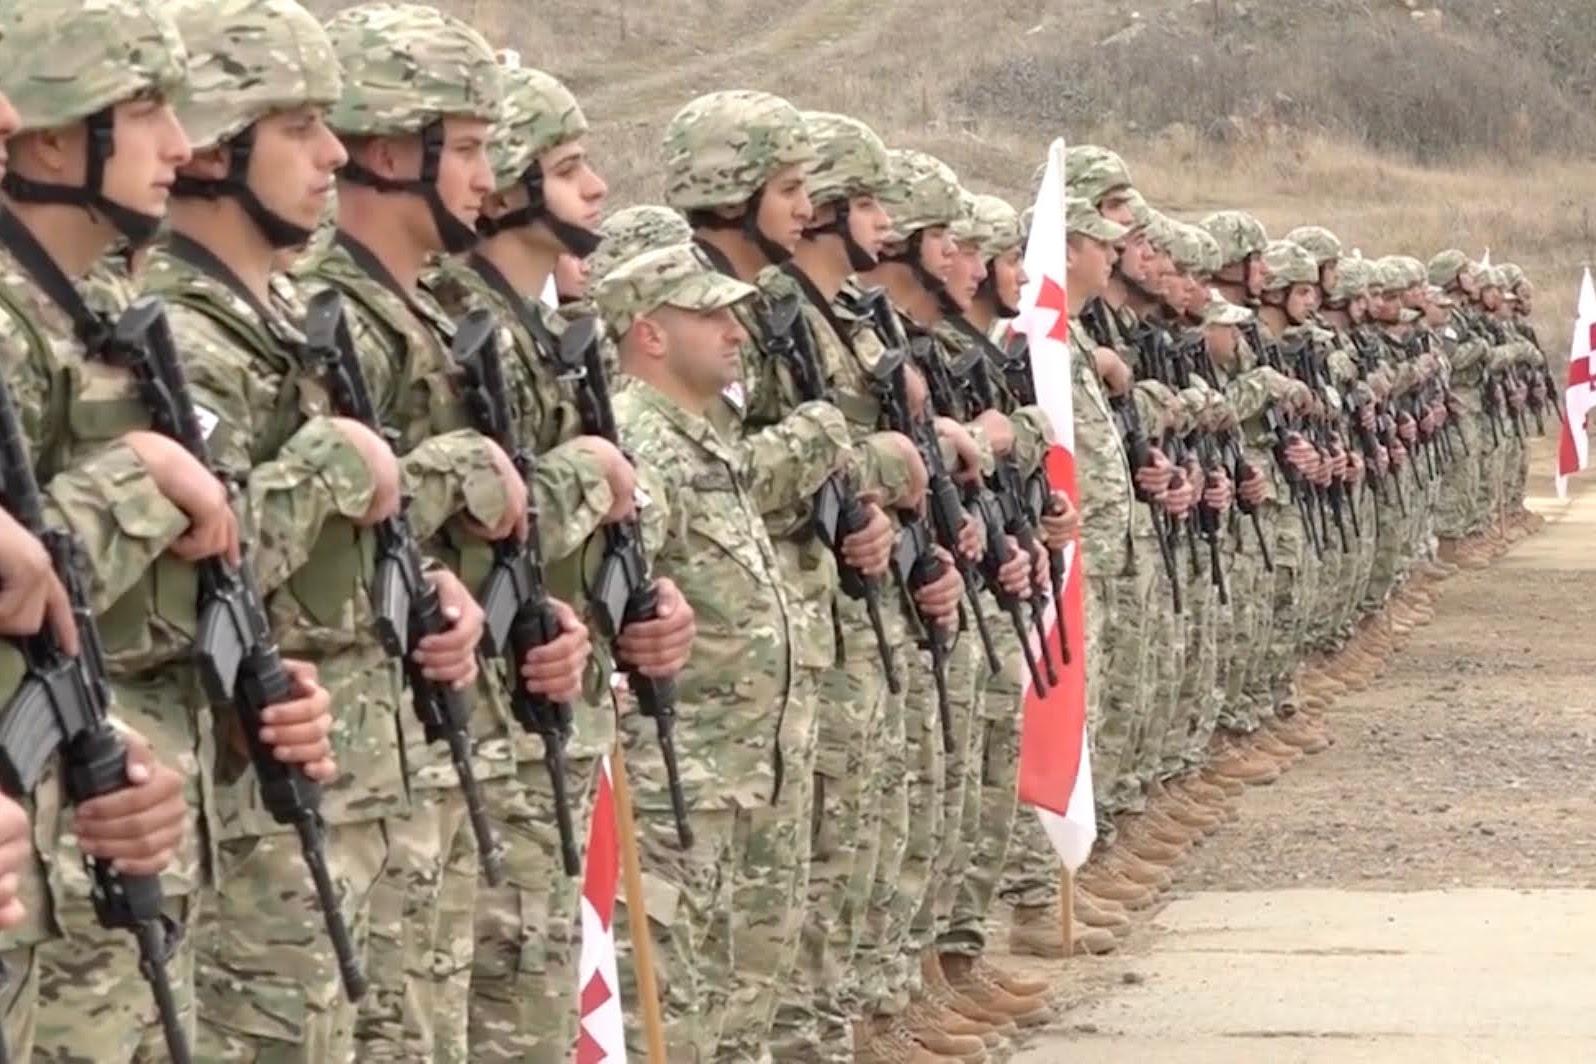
[423,62,693,1064]
[664,89,925,1063]
[596,242,829,1061]
[307,5,553,1059]
[132,1,424,1058]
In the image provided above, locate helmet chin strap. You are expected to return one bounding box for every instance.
[696,187,791,265]
[804,199,877,272]
[340,120,479,255]
[170,124,312,250]
[475,159,601,257]
[1,108,164,246]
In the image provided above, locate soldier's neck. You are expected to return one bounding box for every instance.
[627,360,711,418]
[1123,287,1160,318]
[693,227,770,284]
[477,230,557,298]
[789,240,848,302]
[864,263,941,328]
[1214,279,1250,306]
[1064,273,1097,315]
[336,187,430,292]
[1101,275,1131,310]
[167,199,275,305]
[1257,305,1290,336]
[1321,306,1353,330]
[965,297,998,332]
[1,199,114,279]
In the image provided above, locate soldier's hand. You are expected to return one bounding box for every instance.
[841,502,894,578]
[0,793,31,929]
[1329,447,1349,479]
[996,536,1031,598]
[0,508,77,653]
[73,732,186,877]
[1397,413,1418,444]
[1373,443,1390,476]
[616,578,696,679]
[971,410,1016,458]
[1389,438,1408,467]
[869,431,928,509]
[1159,474,1195,518]
[252,658,338,782]
[414,569,483,690]
[519,599,591,704]
[956,511,985,564]
[1346,451,1366,484]
[1134,447,1174,497]
[933,418,984,484]
[464,441,531,543]
[1310,453,1333,488]
[570,435,638,522]
[1284,435,1318,475]
[912,547,963,632]
[1237,468,1270,507]
[123,430,241,566]
[1094,347,1133,395]
[1040,490,1079,550]
[1203,468,1233,513]
[329,417,401,526]
[1358,403,1377,432]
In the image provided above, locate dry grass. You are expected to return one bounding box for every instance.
[305,0,1596,364]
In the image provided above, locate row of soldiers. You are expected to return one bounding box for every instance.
[0,3,1555,1064]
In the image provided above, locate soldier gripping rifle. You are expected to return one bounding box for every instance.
[0,369,192,1064]
[111,297,368,1001]
[301,290,505,884]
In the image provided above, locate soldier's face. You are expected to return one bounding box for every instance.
[250,106,347,233]
[1179,273,1208,316]
[846,194,892,259]
[102,93,192,218]
[1481,287,1502,312]
[1319,261,1339,297]
[1119,232,1154,284]
[554,252,589,301]
[434,116,495,229]
[1424,301,1446,327]
[916,226,955,285]
[1516,287,1533,313]
[945,239,986,310]
[992,247,1027,312]
[1400,284,1426,310]
[1458,268,1480,298]
[1098,191,1134,226]
[658,304,748,394]
[540,139,607,235]
[1349,294,1368,321]
[0,92,17,178]
[1284,284,1316,320]
[757,164,812,253]
[1244,253,1266,297]
[1066,234,1113,298]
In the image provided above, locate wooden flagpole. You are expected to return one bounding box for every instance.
[1059,867,1076,958]
[610,739,669,1062]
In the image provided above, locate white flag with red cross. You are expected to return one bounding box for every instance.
[575,757,627,1063]
[1556,268,1596,499]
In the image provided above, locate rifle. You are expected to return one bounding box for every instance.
[1167,332,1231,601]
[300,290,504,884]
[556,315,691,848]
[1245,320,1323,559]
[762,293,900,695]
[448,309,580,876]
[1134,323,1203,584]
[0,369,192,1063]
[1187,331,1274,570]
[1286,332,1350,554]
[110,297,368,1000]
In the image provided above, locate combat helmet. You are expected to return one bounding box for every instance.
[167,0,341,248]
[1200,211,1269,269]
[1284,226,1342,267]
[0,0,188,243]
[323,1,503,253]
[1260,240,1318,291]
[802,111,892,271]
[880,149,964,294]
[477,61,599,254]
[1326,254,1370,306]
[1427,249,1472,290]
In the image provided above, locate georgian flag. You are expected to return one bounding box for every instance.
[1556,268,1596,499]
[1010,138,1096,871]
[575,757,627,1063]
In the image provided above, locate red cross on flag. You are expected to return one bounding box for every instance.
[1556,268,1596,500]
[1010,138,1096,872]
[575,756,627,1064]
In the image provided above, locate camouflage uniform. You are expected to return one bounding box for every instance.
[135,4,403,1060]
[308,7,519,1059]
[597,246,840,1062]
[1428,252,1490,541]
[0,3,211,1057]
[424,62,620,1064]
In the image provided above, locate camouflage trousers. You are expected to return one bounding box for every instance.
[468,755,598,1064]
[1264,502,1313,709]
[1164,550,1223,777]
[1435,412,1484,539]
[848,654,911,1021]
[195,819,388,1063]
[932,611,1022,957]
[33,892,196,1062]
[769,606,901,1063]
[1000,573,1110,907]
[1219,514,1277,734]
[0,944,37,1061]
[1127,555,1184,796]
[615,777,812,1063]
[1506,428,1529,510]
[1096,549,1159,815]
[355,785,478,1063]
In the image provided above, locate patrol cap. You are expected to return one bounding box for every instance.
[168,0,341,152]
[1065,145,1134,208]
[488,63,588,190]
[323,2,501,136]
[1284,225,1342,265]
[588,205,693,284]
[1260,240,1318,290]
[1200,210,1269,267]
[803,111,892,205]
[1066,197,1128,243]
[663,90,814,211]
[1427,249,1472,288]
[0,0,188,132]
[882,149,963,241]
[1201,290,1253,326]
[595,242,756,338]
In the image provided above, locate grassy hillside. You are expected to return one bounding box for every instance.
[309,0,1596,365]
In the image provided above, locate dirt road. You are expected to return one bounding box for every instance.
[1004,441,1596,1063]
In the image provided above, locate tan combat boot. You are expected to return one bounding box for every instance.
[1152,783,1222,831]
[972,955,1052,1000]
[899,1002,990,1062]
[1077,867,1156,910]
[854,1018,947,1064]
[1269,714,1331,754]
[1114,818,1186,864]
[1141,806,1203,846]
[1206,743,1281,786]
[1104,846,1174,890]
[943,951,1056,1026]
[1075,891,1134,935]
[1250,728,1304,765]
